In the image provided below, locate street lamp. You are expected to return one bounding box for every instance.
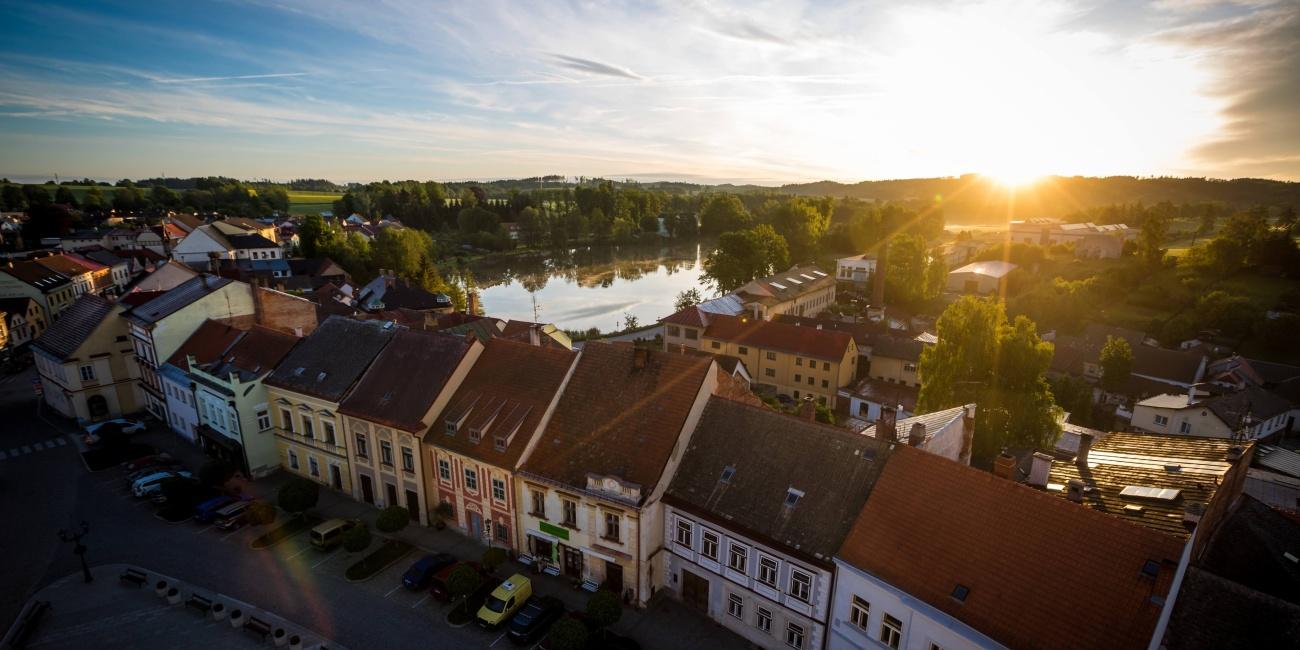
[57,520,93,584]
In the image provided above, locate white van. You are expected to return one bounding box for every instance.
[131,471,191,498]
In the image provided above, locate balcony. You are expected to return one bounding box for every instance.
[274,427,348,459]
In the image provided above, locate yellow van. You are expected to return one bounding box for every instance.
[476,574,532,629]
[310,518,359,551]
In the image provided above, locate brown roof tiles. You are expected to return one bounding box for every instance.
[704,314,852,361]
[166,320,246,370]
[338,327,474,432]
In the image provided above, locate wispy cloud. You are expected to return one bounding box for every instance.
[153,72,309,84]
[547,54,642,80]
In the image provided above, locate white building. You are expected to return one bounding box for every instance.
[835,254,876,284]
[1131,386,1290,441]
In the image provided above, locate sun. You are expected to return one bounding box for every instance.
[982,166,1045,189]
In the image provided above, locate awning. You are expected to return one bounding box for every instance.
[196,424,242,454]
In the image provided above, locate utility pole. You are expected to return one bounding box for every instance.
[58,521,93,584]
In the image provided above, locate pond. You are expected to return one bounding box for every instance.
[463,240,715,333]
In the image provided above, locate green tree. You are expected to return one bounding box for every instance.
[150,184,180,209]
[447,563,484,605]
[1098,336,1133,393]
[1,184,25,211]
[1197,290,1256,340]
[674,288,703,312]
[698,194,752,234]
[299,213,325,258]
[342,523,371,552]
[83,187,105,213]
[376,506,410,532]
[703,224,789,292]
[768,198,828,259]
[277,478,320,515]
[54,185,78,208]
[546,617,589,650]
[586,589,623,631]
[1138,213,1169,265]
[884,233,930,304]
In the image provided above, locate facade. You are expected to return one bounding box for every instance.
[834,254,876,284]
[32,295,141,422]
[701,315,857,407]
[945,261,1017,295]
[226,233,282,260]
[81,249,134,294]
[1008,218,1136,247]
[0,260,77,322]
[265,316,398,494]
[425,339,576,549]
[1131,387,1290,441]
[516,343,722,604]
[660,294,746,352]
[339,328,480,525]
[34,253,113,297]
[190,326,300,477]
[0,296,46,355]
[866,336,923,388]
[735,265,835,320]
[663,398,893,650]
[169,225,234,266]
[157,320,246,442]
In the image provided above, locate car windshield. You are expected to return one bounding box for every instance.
[485,595,507,613]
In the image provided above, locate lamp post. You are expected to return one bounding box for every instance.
[58,521,93,584]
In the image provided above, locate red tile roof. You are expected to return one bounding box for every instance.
[214,325,299,376]
[166,320,246,370]
[520,342,714,501]
[704,314,852,361]
[338,328,474,432]
[660,306,707,328]
[839,445,1184,650]
[426,339,577,467]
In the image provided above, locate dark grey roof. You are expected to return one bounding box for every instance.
[81,249,127,267]
[664,398,893,562]
[1204,386,1293,425]
[870,335,924,362]
[375,283,451,311]
[1,260,71,291]
[33,294,113,360]
[1165,567,1300,650]
[225,233,279,250]
[0,296,36,315]
[1243,358,1300,386]
[264,315,397,401]
[1132,345,1204,383]
[1196,495,1300,605]
[124,275,233,326]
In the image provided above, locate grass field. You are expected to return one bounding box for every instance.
[287,190,341,215]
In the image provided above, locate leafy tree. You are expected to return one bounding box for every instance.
[1197,290,1256,340]
[83,187,105,213]
[698,194,752,234]
[299,213,325,258]
[150,184,180,208]
[924,250,948,300]
[247,501,276,525]
[481,547,507,572]
[884,233,931,304]
[277,477,320,515]
[1158,313,1200,348]
[342,523,371,552]
[447,563,484,604]
[1138,212,1168,265]
[546,617,589,650]
[703,224,789,292]
[22,184,51,207]
[1098,336,1133,393]
[622,313,639,330]
[22,203,79,240]
[1,184,25,211]
[198,458,235,486]
[54,185,78,208]
[674,288,703,313]
[458,206,500,235]
[376,506,410,532]
[1279,205,1298,234]
[586,589,623,631]
[767,197,828,259]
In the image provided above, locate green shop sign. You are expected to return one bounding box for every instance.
[538,521,570,541]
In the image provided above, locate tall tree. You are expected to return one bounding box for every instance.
[1098,336,1133,393]
[298,213,325,258]
[767,197,828,260]
[674,288,703,312]
[697,194,752,234]
[1138,212,1168,265]
[703,224,789,292]
[884,233,930,304]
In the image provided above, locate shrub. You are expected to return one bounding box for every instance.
[433,501,453,521]
[481,547,507,572]
[198,459,235,487]
[246,501,276,526]
[447,563,484,602]
[376,506,410,533]
[586,589,623,630]
[277,478,319,515]
[342,523,371,552]
[546,617,589,650]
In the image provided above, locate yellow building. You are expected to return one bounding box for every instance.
[265,316,398,493]
[734,265,835,320]
[701,314,856,407]
[33,294,142,421]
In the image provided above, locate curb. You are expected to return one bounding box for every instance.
[344,542,413,583]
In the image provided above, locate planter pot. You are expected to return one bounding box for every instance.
[288,635,302,650]
[211,603,227,621]
[229,609,245,629]
[273,628,288,647]
[154,580,168,597]
[166,588,182,605]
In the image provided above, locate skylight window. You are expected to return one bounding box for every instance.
[786,277,802,285]
[1119,486,1181,501]
[800,274,816,281]
[951,584,969,603]
[719,465,736,484]
[812,270,827,277]
[1140,560,1160,578]
[784,487,804,507]
[770,281,787,290]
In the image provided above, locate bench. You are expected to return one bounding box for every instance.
[7,599,51,648]
[185,594,213,615]
[119,568,148,587]
[580,580,600,593]
[244,616,272,642]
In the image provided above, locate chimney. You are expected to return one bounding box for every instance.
[1226,445,1245,462]
[1066,479,1085,503]
[877,404,897,442]
[907,422,926,447]
[633,347,649,370]
[872,239,887,307]
[799,395,817,421]
[1027,452,1053,488]
[1183,503,1206,530]
[529,324,541,347]
[1076,432,1094,467]
[993,449,1016,479]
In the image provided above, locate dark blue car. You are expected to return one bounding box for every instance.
[402,553,456,590]
[193,495,237,524]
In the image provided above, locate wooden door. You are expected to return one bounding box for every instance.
[681,569,709,612]
[360,474,374,504]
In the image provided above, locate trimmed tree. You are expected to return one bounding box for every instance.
[1099,336,1134,393]
[376,506,410,533]
[481,547,507,573]
[277,478,320,516]
[342,523,371,552]
[447,563,484,607]
[247,501,276,526]
[546,617,590,650]
[586,589,623,634]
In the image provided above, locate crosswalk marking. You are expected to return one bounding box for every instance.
[20,445,31,454]
[56,437,67,446]
[7,448,17,456]
[1,437,76,460]
[0,450,7,460]
[44,440,57,449]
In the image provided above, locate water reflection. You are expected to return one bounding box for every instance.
[465,240,713,332]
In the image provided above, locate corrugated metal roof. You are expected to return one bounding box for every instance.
[1255,445,1300,479]
[950,260,1018,277]
[124,275,233,325]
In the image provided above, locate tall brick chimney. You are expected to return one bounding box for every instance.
[872,239,887,307]
[877,404,897,442]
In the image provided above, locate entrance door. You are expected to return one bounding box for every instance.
[681,569,709,612]
[330,465,343,490]
[385,483,398,509]
[604,560,624,595]
[405,489,419,519]
[469,512,484,539]
[533,538,554,564]
[359,474,374,504]
[562,546,583,578]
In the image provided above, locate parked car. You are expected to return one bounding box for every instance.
[131,471,192,498]
[507,596,565,644]
[126,462,183,484]
[309,518,360,550]
[83,419,146,446]
[402,553,456,590]
[429,562,488,603]
[193,495,239,524]
[213,500,255,530]
[121,452,172,472]
[150,477,202,505]
[477,574,533,629]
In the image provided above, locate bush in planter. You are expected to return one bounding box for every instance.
[342,523,371,552]
[277,478,319,515]
[375,505,409,533]
[546,617,589,650]
[481,547,507,573]
[198,459,235,487]
[433,501,453,529]
[447,563,484,606]
[586,589,623,632]
[246,501,276,525]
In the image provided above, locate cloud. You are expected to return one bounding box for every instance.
[547,54,642,80]
[153,72,309,84]
[710,19,790,45]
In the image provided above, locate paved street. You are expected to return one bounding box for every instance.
[0,366,750,649]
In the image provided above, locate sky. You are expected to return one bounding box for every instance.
[0,0,1297,185]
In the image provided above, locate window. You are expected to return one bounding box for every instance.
[401,446,414,472]
[738,346,748,355]
[795,374,802,383]
[322,420,336,445]
[288,450,299,470]
[880,614,903,649]
[79,364,95,381]
[603,512,621,541]
[309,457,319,477]
[807,358,815,367]
[796,358,803,367]
[667,325,680,337]
[380,441,394,466]
[563,500,578,527]
[464,467,478,491]
[821,379,829,388]
[437,458,451,481]
[300,415,314,439]
[850,595,870,630]
[807,376,814,386]
[280,407,293,432]
[789,568,812,602]
[1179,421,1191,434]
[495,519,509,541]
[444,420,458,435]
[756,607,773,633]
[710,341,720,350]
[256,409,271,431]
[701,530,719,560]
[531,490,546,518]
[728,541,748,573]
[685,328,699,340]
[766,351,776,361]
[492,477,507,502]
[764,368,775,378]
[823,361,830,371]
[727,593,744,619]
[786,623,805,649]
[355,433,369,459]
[675,519,693,547]
[1154,414,1169,427]
[757,555,779,586]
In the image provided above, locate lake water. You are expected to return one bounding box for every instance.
[466,240,713,333]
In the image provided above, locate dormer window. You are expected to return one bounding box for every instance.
[468,427,482,444]
[316,371,327,382]
[293,367,305,376]
[445,420,458,435]
[719,465,736,484]
[494,436,507,452]
[784,487,804,508]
